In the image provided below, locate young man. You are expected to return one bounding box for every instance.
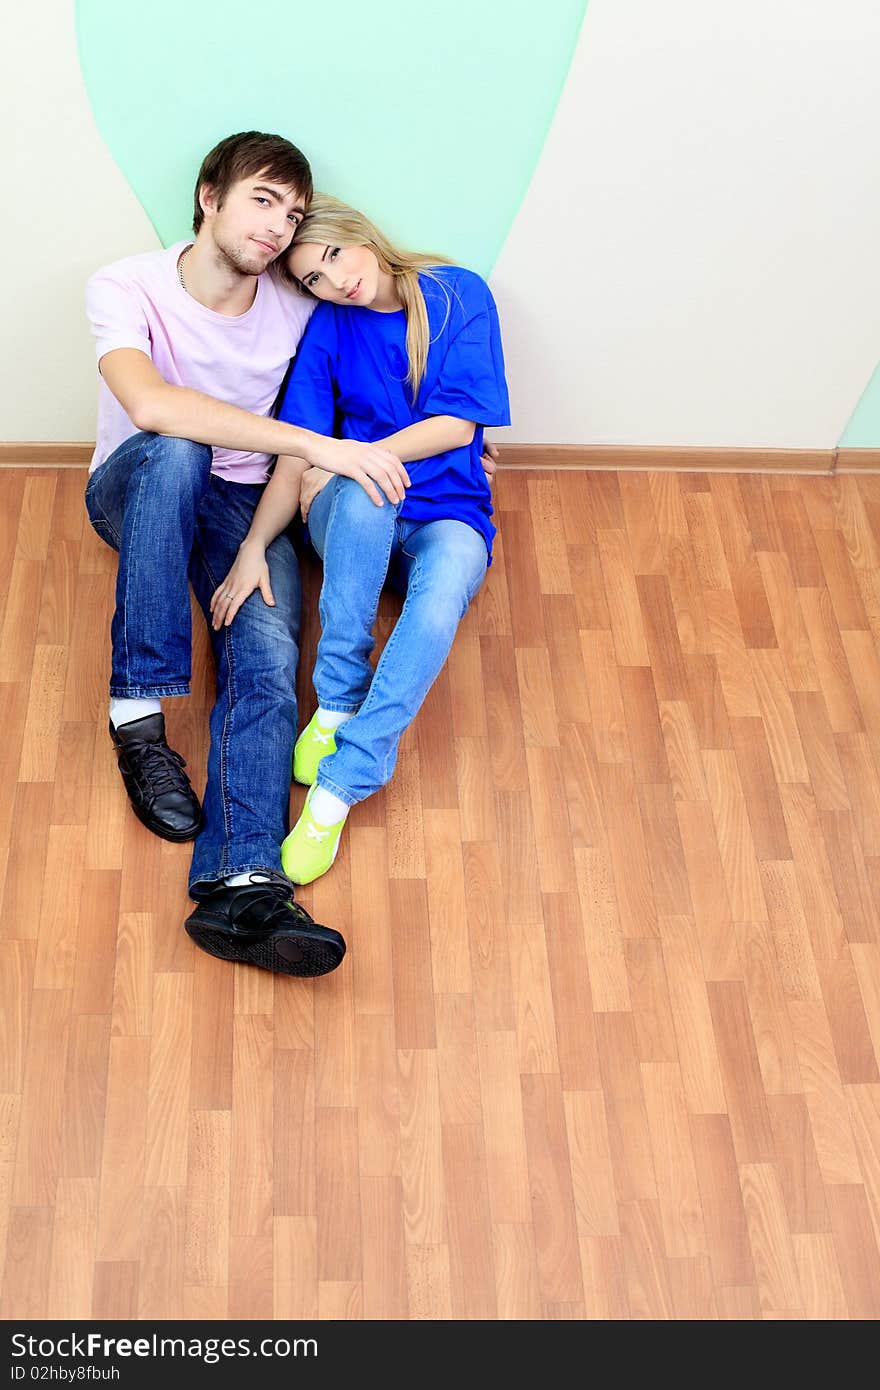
[85,131,409,979]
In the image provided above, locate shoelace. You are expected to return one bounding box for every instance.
[306,823,329,844]
[311,728,334,746]
[120,738,191,797]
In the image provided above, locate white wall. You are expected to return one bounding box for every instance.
[1,4,158,442]
[2,1,879,448]
[492,0,880,447]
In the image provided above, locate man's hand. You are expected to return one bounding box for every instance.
[209,539,274,629]
[308,435,410,506]
[300,467,333,523]
[482,438,500,485]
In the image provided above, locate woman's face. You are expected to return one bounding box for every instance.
[289,241,381,306]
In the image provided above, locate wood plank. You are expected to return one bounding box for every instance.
[520,1072,583,1305]
[739,1163,802,1314]
[542,892,600,1089]
[827,1184,880,1318]
[641,1062,706,1258]
[707,981,775,1163]
[689,1114,755,1287]
[594,1011,658,1201]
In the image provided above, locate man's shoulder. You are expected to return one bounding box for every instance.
[262,267,316,323]
[87,243,179,293]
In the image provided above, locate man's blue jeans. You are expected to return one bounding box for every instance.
[84,432,302,898]
[306,475,488,805]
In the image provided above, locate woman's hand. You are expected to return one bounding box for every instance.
[300,466,334,523]
[210,539,275,630]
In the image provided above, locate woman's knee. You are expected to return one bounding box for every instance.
[330,476,399,534]
[409,563,483,635]
[412,529,487,608]
[426,578,477,630]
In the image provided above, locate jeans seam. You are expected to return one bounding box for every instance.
[109,683,190,698]
[327,526,485,797]
[356,622,406,786]
[328,561,412,793]
[187,501,302,891]
[219,623,236,874]
[193,538,236,873]
[315,483,397,709]
[315,771,357,807]
[120,458,147,687]
[189,861,293,899]
[97,435,210,692]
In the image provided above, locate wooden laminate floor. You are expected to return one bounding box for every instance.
[1,466,879,1320]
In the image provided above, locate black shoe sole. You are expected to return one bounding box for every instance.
[185,915,346,978]
[128,799,205,843]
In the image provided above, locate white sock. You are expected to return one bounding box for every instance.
[309,785,350,825]
[110,697,161,729]
[225,872,272,888]
[316,707,354,731]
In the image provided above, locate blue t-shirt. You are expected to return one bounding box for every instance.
[276,265,510,560]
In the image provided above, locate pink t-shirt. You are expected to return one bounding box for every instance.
[86,242,314,481]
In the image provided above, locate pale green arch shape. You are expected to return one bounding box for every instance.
[76,0,588,276]
[840,363,880,448]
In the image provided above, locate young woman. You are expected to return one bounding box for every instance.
[211,193,509,884]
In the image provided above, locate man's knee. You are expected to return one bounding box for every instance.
[234,596,300,668]
[143,435,213,493]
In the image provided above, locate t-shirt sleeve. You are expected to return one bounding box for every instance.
[85,269,152,364]
[276,303,338,436]
[420,274,511,427]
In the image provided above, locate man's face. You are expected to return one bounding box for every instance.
[199,172,307,276]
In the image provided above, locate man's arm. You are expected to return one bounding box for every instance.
[99,347,410,506]
[482,437,500,481]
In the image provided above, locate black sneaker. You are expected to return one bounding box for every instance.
[184,879,346,977]
[109,712,204,842]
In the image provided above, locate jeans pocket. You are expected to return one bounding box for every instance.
[89,515,120,551]
[85,472,121,550]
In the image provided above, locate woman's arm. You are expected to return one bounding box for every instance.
[297,414,480,523]
[377,414,475,462]
[209,455,308,629]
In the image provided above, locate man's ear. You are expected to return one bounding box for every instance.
[198,182,218,221]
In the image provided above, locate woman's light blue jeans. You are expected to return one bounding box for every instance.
[306,475,488,805]
[84,431,302,898]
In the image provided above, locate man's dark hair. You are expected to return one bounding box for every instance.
[192,131,313,234]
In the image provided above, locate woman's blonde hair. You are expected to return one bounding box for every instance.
[286,192,451,397]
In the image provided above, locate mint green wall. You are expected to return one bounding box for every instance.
[840,363,880,447]
[76,0,587,275]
